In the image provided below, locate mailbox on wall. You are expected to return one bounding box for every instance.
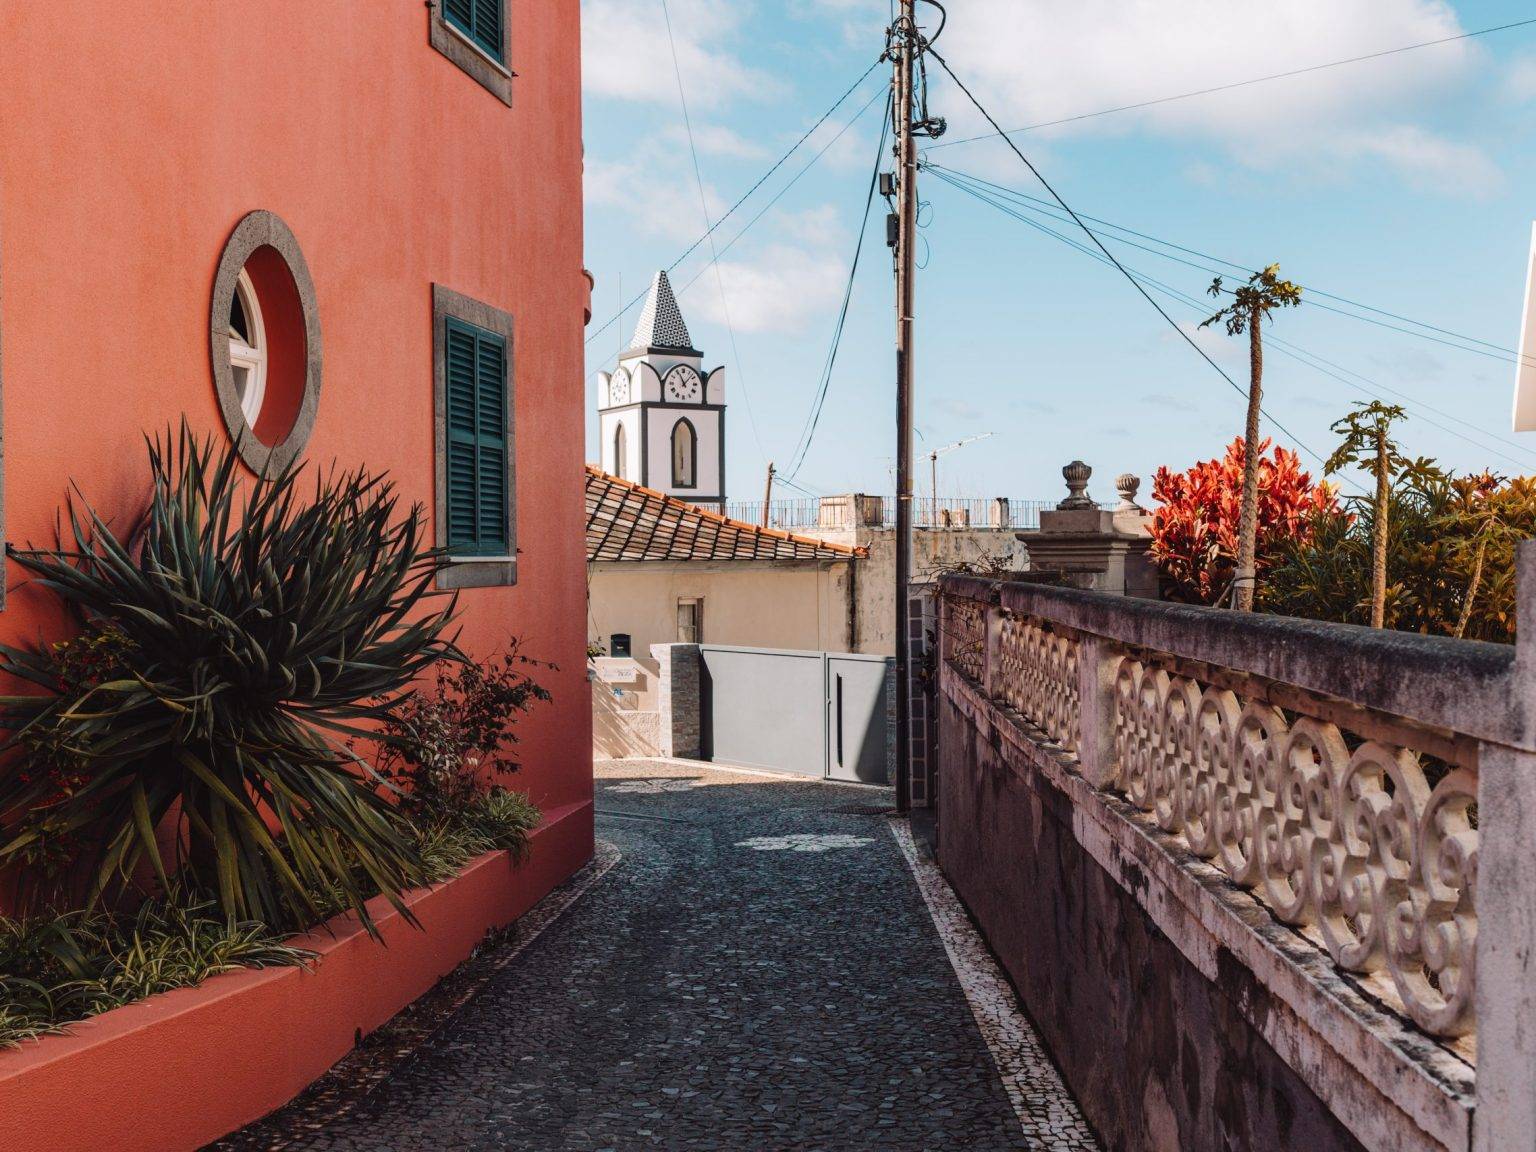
[611,633,632,658]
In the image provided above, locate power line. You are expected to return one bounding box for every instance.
[659,0,768,465]
[785,91,893,482]
[929,16,1536,151]
[926,167,1536,474]
[585,59,884,350]
[924,48,1342,482]
[926,162,1536,368]
[676,84,889,298]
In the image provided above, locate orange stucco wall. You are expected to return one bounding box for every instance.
[0,3,592,830]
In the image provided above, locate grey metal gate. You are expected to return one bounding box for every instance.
[698,645,892,784]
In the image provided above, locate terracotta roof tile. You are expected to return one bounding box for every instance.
[585,467,863,563]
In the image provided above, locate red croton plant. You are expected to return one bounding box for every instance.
[1151,438,1338,605]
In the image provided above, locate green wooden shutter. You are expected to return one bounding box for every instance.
[473,0,504,60]
[474,334,508,551]
[444,0,504,62]
[444,318,509,557]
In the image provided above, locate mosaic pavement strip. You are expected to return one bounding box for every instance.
[208,840,623,1151]
[888,819,1102,1151]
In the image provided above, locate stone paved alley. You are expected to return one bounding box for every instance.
[214,761,1097,1151]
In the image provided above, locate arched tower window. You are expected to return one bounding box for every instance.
[613,423,628,480]
[671,419,697,489]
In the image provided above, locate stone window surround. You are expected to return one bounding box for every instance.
[427,0,513,107]
[209,210,324,477]
[432,284,517,590]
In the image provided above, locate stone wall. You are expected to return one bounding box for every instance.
[940,685,1375,1151]
[931,556,1536,1152]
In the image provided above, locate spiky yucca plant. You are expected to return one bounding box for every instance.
[0,425,461,930]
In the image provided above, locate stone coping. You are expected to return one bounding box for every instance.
[940,574,1526,751]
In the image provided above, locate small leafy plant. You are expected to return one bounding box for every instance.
[376,640,553,819]
[0,888,311,1049]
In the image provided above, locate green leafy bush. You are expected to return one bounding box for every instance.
[1266,466,1536,642]
[0,425,461,929]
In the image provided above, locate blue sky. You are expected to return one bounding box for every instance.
[580,0,1536,507]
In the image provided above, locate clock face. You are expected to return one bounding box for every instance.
[664,365,703,403]
[608,368,630,406]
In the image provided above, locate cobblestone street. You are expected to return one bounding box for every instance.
[216,760,1097,1151]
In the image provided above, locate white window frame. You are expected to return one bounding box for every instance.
[229,268,267,426]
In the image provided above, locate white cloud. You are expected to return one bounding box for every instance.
[586,158,726,244]
[583,0,784,107]
[1507,54,1536,103]
[660,123,770,161]
[679,206,850,334]
[931,0,1498,196]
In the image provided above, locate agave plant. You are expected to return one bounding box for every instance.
[0,424,462,930]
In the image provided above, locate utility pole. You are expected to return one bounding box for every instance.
[761,462,775,529]
[892,0,918,815]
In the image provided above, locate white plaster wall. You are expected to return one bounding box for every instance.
[705,366,726,404]
[589,561,852,657]
[646,409,722,500]
[599,407,642,481]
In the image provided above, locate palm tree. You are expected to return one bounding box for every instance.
[1201,264,1302,611]
[1325,401,1408,629]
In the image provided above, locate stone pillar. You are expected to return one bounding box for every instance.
[1074,635,1121,789]
[1474,541,1536,1151]
[989,497,1011,529]
[651,643,701,760]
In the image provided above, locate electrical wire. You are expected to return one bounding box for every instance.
[926,167,1536,474]
[926,162,1536,368]
[659,0,768,464]
[585,57,884,350]
[924,47,1344,481]
[929,16,1536,151]
[675,84,889,299]
[784,91,893,483]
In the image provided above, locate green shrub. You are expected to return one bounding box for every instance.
[0,425,461,930]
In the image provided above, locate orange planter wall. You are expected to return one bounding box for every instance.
[0,801,595,1152]
[0,4,592,854]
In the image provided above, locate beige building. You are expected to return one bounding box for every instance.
[586,467,865,657]
[586,467,866,759]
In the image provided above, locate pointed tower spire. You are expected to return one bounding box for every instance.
[629,270,694,351]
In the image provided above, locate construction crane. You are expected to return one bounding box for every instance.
[928,432,993,523]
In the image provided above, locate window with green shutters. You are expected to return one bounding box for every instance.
[442,0,505,63]
[444,317,509,556]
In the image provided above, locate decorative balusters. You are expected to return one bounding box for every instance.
[996,614,1081,753]
[1109,657,1477,1038]
[945,597,987,685]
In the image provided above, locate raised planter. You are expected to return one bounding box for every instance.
[0,798,594,1152]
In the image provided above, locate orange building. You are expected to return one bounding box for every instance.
[0,3,591,1146]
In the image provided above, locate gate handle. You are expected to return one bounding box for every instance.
[835,673,844,767]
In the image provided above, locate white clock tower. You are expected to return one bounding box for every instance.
[598,271,727,509]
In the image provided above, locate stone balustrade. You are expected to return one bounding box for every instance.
[936,546,1536,1152]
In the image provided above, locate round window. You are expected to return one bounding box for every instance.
[210,211,322,474]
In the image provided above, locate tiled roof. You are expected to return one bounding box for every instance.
[585,467,863,563]
[628,271,694,351]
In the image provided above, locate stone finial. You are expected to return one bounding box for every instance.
[1058,460,1095,510]
[1115,473,1143,512]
